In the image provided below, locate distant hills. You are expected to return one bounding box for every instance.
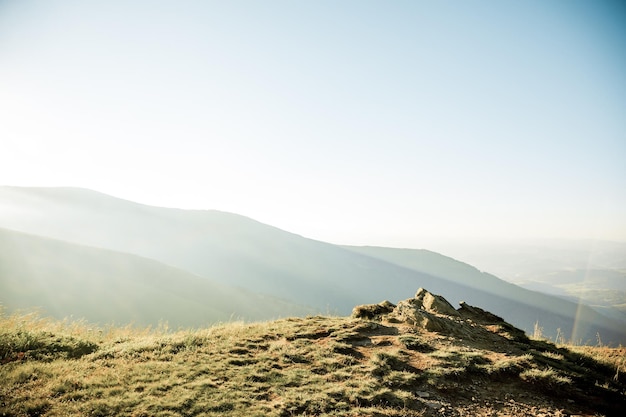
[0,186,624,344]
[0,227,312,327]
[342,245,626,343]
[430,240,626,321]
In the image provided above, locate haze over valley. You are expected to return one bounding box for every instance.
[1,186,624,346]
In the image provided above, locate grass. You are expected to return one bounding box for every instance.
[1,309,625,416]
[519,367,573,386]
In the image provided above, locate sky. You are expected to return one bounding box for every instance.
[1,0,625,247]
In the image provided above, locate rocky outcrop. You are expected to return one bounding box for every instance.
[390,288,463,333]
[353,288,529,341]
[398,288,460,316]
[457,301,504,323]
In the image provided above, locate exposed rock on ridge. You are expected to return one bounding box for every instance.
[353,288,529,342]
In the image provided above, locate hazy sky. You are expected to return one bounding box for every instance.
[1,0,625,246]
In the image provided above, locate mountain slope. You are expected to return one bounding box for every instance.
[0,187,491,312]
[343,245,626,344]
[0,227,311,326]
[2,292,625,416]
[1,186,624,344]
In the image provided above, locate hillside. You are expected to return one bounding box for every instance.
[427,239,626,314]
[515,269,626,318]
[343,246,626,344]
[0,227,311,327]
[0,186,624,345]
[1,290,624,417]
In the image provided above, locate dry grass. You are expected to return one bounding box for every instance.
[1,310,625,417]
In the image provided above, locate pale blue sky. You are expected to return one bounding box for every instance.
[1,0,625,245]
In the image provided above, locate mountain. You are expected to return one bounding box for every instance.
[0,227,311,327]
[342,245,626,343]
[0,186,624,344]
[2,290,624,416]
[424,239,626,319]
[513,269,626,321]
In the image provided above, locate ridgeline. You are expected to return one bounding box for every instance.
[1,289,625,417]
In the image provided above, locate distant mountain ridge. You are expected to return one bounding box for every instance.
[0,226,312,326]
[426,239,626,322]
[1,186,624,344]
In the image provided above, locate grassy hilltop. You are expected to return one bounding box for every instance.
[1,293,625,417]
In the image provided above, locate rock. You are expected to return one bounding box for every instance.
[389,288,466,333]
[415,288,459,316]
[352,288,528,341]
[392,300,452,332]
[457,300,529,342]
[457,301,504,324]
